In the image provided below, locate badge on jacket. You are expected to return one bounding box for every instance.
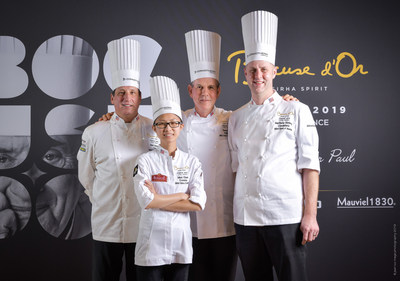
[151,174,168,182]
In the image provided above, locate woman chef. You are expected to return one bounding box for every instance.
[133,76,207,281]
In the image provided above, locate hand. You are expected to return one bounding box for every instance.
[282,94,299,101]
[300,214,319,245]
[97,112,114,122]
[144,180,156,194]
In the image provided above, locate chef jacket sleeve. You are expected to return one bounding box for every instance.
[77,129,95,202]
[227,114,239,173]
[133,156,155,209]
[188,157,206,210]
[296,104,321,173]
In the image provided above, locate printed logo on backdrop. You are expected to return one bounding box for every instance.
[319,148,356,163]
[227,51,368,127]
[0,35,96,240]
[337,197,396,209]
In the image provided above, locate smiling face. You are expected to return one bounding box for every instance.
[244,60,277,101]
[152,113,183,148]
[188,78,220,117]
[111,86,141,122]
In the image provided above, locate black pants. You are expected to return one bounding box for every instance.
[136,264,190,281]
[92,240,136,281]
[235,223,308,281]
[189,235,237,281]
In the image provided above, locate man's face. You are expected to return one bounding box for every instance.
[244,60,277,97]
[111,86,141,122]
[188,78,221,115]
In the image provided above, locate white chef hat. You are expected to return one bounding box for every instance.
[241,10,278,65]
[150,76,182,121]
[107,38,140,90]
[185,30,221,82]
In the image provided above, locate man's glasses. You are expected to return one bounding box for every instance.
[154,121,182,129]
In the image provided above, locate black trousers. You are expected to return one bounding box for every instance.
[235,223,308,281]
[189,235,237,281]
[136,264,190,281]
[92,240,136,281]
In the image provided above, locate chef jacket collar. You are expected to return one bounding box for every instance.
[111,113,140,130]
[193,106,216,118]
[249,91,281,106]
[156,145,181,160]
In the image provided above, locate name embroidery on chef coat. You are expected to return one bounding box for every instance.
[174,166,189,184]
[152,174,168,182]
[274,111,294,131]
[219,121,228,137]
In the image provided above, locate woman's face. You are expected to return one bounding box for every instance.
[152,113,183,147]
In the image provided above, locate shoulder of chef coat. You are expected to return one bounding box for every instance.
[77,121,111,201]
[133,150,156,209]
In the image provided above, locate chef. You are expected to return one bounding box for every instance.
[133,76,207,281]
[77,38,157,281]
[180,29,237,281]
[228,11,321,281]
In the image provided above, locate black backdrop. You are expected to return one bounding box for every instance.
[0,0,399,280]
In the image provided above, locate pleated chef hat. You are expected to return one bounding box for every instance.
[241,10,278,65]
[107,38,140,90]
[150,76,182,121]
[185,30,221,82]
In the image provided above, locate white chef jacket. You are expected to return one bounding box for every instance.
[77,113,158,243]
[133,146,206,266]
[228,92,320,226]
[178,107,235,239]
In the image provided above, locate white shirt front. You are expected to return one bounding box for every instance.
[133,147,206,266]
[228,92,320,226]
[179,107,235,239]
[77,114,158,243]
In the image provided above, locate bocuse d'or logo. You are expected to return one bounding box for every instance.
[227,51,368,85]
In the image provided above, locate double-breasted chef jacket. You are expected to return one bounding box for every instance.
[228,92,320,226]
[77,113,158,243]
[133,146,206,266]
[178,107,235,239]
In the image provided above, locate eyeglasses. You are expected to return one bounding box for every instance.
[154,121,182,129]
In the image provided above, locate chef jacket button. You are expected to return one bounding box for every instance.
[244,138,247,142]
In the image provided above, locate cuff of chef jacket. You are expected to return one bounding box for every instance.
[230,150,239,173]
[297,151,321,174]
[189,195,206,210]
[137,187,155,209]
